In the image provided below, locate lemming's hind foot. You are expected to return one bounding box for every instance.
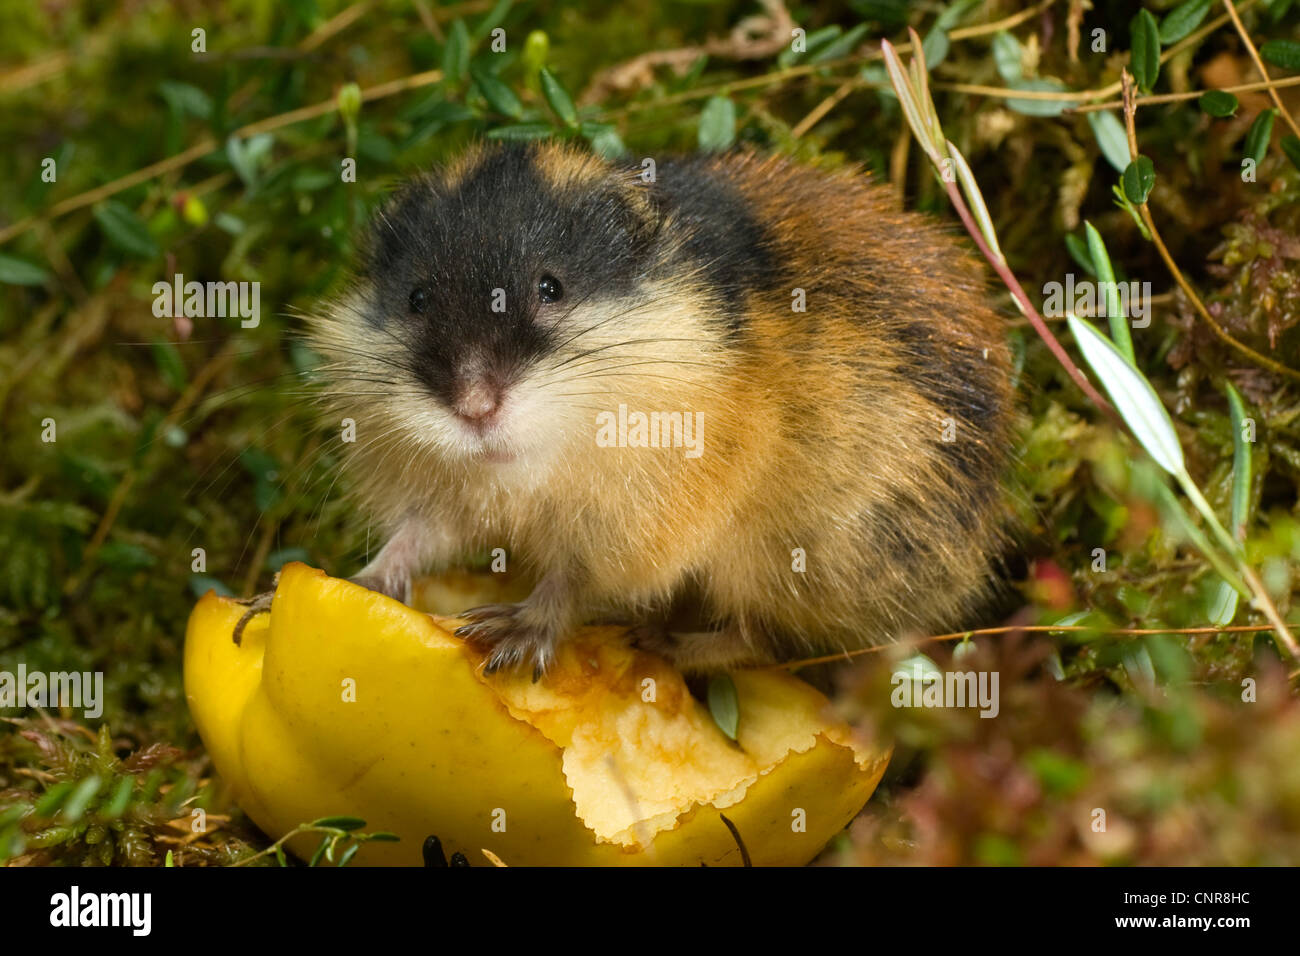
[630,620,773,673]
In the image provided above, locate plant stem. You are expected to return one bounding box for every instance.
[939,178,1125,431]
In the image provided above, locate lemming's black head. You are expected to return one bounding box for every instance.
[359,143,659,418]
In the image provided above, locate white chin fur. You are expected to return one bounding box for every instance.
[391,381,564,475]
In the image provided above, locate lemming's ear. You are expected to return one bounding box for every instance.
[617,165,668,248]
[361,175,441,278]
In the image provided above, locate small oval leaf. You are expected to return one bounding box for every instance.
[1198,90,1238,118]
[1087,110,1131,173]
[697,95,736,151]
[1122,155,1156,204]
[0,253,51,286]
[991,31,1022,83]
[469,63,523,119]
[1281,135,1300,173]
[1259,39,1300,71]
[311,815,367,831]
[538,67,578,127]
[1129,10,1161,94]
[93,201,159,259]
[707,674,740,741]
[1158,0,1211,45]
[1244,108,1276,164]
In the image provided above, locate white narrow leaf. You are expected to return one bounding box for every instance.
[1066,314,1185,475]
[880,40,943,164]
[947,140,1005,266]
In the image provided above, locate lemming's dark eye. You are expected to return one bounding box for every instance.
[538,274,563,303]
[409,286,427,314]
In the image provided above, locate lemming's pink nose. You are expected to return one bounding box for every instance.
[454,379,501,426]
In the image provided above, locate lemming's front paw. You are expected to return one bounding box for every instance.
[455,603,560,679]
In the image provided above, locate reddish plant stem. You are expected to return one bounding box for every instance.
[938,177,1125,431]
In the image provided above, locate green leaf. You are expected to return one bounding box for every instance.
[1087,110,1131,173]
[1158,0,1211,45]
[1111,183,1149,236]
[1122,155,1156,204]
[1129,10,1161,94]
[1281,135,1300,172]
[809,23,870,65]
[1065,232,1095,275]
[1067,314,1184,475]
[1224,381,1252,540]
[1083,221,1133,361]
[485,122,554,141]
[274,844,287,866]
[61,776,103,822]
[93,201,159,258]
[311,815,366,831]
[103,776,135,819]
[779,25,840,68]
[367,831,401,842]
[1141,467,1248,597]
[34,781,74,816]
[308,836,329,866]
[225,134,273,188]
[1005,78,1069,116]
[337,843,361,866]
[580,121,626,158]
[539,67,578,127]
[707,674,740,741]
[697,95,736,151]
[892,652,944,682]
[0,253,50,286]
[158,80,212,120]
[922,29,949,70]
[441,20,470,85]
[1244,108,1276,163]
[1259,39,1300,71]
[469,0,514,45]
[991,31,1022,83]
[469,62,523,119]
[1207,579,1238,627]
[1198,90,1238,117]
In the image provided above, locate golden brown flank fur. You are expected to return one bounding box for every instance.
[308,141,1013,672]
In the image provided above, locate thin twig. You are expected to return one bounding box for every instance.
[1073,73,1300,112]
[939,174,1123,428]
[1222,0,1300,140]
[777,623,1283,669]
